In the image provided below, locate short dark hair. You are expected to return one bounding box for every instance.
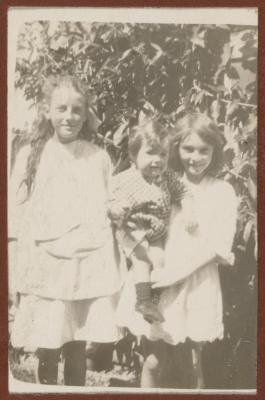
[128,117,170,160]
[170,112,225,176]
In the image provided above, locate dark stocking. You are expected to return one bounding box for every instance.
[37,348,60,385]
[63,341,87,386]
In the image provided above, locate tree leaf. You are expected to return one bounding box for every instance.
[223,69,240,91]
[113,122,129,147]
[50,35,68,51]
[247,176,257,202]
[119,48,133,61]
[243,219,253,244]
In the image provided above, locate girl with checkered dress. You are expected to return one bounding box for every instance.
[109,118,184,324]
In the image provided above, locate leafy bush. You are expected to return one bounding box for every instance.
[12,21,257,388]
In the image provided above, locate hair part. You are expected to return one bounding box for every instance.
[23,75,90,196]
[128,117,170,161]
[170,112,225,176]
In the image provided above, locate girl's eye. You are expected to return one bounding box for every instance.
[72,107,83,114]
[182,146,194,153]
[57,106,67,112]
[200,148,210,155]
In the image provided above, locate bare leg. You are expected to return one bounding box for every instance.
[86,357,95,371]
[192,342,205,389]
[63,341,86,386]
[140,338,169,388]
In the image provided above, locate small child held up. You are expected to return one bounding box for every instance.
[109,117,184,324]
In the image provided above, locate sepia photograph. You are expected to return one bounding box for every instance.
[7,7,258,394]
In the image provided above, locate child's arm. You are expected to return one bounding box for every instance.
[8,145,31,239]
[130,210,166,243]
[152,254,219,288]
[152,182,238,288]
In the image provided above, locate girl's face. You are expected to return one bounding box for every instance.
[48,86,86,143]
[179,132,214,182]
[135,138,169,181]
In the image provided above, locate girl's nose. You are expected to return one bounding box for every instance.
[152,155,161,165]
[64,108,73,120]
[190,151,201,161]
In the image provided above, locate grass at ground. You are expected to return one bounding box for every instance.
[9,349,138,387]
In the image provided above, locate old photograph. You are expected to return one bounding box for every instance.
[7,7,257,394]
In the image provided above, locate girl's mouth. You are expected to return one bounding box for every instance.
[61,125,75,131]
[150,167,162,175]
[189,162,203,168]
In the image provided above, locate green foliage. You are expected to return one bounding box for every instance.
[13,21,257,388]
[15,20,257,256]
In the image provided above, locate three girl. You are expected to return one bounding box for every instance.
[117,112,238,388]
[8,76,122,385]
[9,73,238,388]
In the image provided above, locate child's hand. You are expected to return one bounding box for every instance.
[129,212,152,230]
[216,252,235,266]
[126,219,137,229]
[109,202,130,228]
[9,291,20,309]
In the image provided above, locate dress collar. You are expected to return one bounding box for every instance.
[181,174,213,193]
[48,137,81,159]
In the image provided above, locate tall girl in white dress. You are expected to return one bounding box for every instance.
[117,112,238,388]
[8,76,122,386]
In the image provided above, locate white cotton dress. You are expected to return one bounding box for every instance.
[116,176,238,346]
[8,138,124,349]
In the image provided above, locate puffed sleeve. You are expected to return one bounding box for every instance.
[108,171,135,223]
[102,150,113,193]
[207,181,238,264]
[8,145,30,239]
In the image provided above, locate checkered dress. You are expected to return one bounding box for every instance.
[109,167,184,243]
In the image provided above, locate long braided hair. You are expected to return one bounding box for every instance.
[23,75,90,196]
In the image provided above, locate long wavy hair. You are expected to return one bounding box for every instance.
[170,112,225,177]
[23,75,90,196]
